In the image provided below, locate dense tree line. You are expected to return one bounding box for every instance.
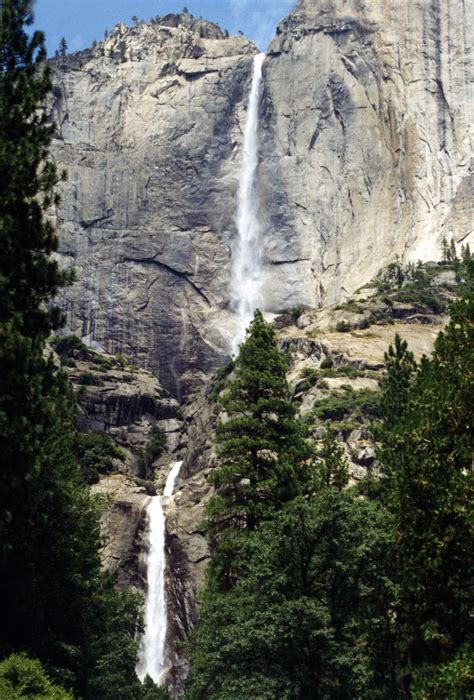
[187,269,473,698]
[0,2,162,697]
[1,1,472,698]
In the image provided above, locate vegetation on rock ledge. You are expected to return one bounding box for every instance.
[188,271,474,697]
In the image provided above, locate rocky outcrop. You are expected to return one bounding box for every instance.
[62,350,181,476]
[56,344,186,599]
[259,0,472,308]
[162,387,218,692]
[92,474,151,590]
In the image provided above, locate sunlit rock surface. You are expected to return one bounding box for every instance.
[50,4,471,397]
[50,15,257,397]
[260,0,472,309]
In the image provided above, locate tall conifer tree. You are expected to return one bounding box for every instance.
[0,0,73,650]
[0,4,143,697]
[206,310,309,587]
[378,264,474,694]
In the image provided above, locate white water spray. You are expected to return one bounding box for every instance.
[231,53,265,355]
[136,460,183,685]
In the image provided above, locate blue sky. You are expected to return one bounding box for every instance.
[32,0,296,55]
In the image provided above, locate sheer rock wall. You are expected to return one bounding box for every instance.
[50,16,257,397]
[50,4,472,397]
[258,0,473,309]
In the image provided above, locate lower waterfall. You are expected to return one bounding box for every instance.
[231,52,266,355]
[136,460,183,685]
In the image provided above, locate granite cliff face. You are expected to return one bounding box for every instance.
[50,15,257,397]
[50,4,472,397]
[259,0,473,308]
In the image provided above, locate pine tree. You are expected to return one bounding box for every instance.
[311,427,348,491]
[188,461,395,698]
[0,0,70,571]
[206,310,309,587]
[461,242,471,264]
[59,36,68,56]
[380,334,417,423]
[441,235,450,262]
[449,237,458,263]
[378,263,474,693]
[0,4,142,696]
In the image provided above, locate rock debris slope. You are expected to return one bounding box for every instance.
[50,5,472,397]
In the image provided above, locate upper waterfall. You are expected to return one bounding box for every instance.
[230,52,266,355]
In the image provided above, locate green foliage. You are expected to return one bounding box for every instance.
[115,351,128,368]
[301,362,372,382]
[188,493,395,699]
[141,675,171,698]
[0,653,72,699]
[377,262,474,691]
[441,236,459,266]
[207,311,309,587]
[85,585,144,699]
[190,268,474,699]
[296,367,319,392]
[304,387,381,423]
[77,371,104,386]
[379,333,417,423]
[311,428,349,491]
[411,641,474,699]
[374,261,406,292]
[52,334,87,358]
[0,4,143,696]
[461,242,471,264]
[320,355,333,369]
[90,353,113,369]
[209,359,234,402]
[140,424,167,473]
[335,319,351,332]
[74,432,125,484]
[390,284,447,313]
[0,0,71,497]
[53,337,115,372]
[276,305,307,318]
[334,299,364,313]
[441,236,450,262]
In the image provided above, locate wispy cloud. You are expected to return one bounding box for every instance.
[70,34,86,52]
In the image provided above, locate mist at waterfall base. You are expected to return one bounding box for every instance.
[136,461,183,685]
[231,53,266,356]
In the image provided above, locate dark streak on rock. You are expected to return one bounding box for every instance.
[269,257,310,265]
[80,209,114,229]
[123,255,211,306]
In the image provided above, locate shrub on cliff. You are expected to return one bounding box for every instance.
[75,431,126,484]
